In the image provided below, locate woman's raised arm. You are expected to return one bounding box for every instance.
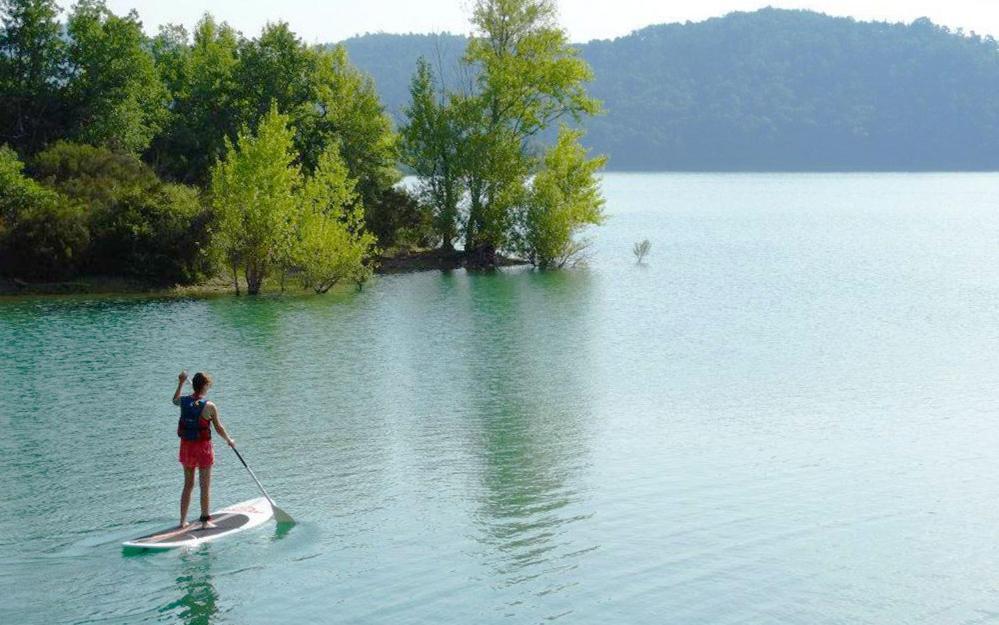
[172,371,187,405]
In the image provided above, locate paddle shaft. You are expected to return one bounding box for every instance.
[230,446,294,524]
[230,447,275,506]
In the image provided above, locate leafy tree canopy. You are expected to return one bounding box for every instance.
[65,0,169,154]
[0,0,67,153]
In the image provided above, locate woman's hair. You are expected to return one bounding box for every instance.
[192,372,213,393]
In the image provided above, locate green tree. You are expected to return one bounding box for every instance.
[233,22,315,136]
[306,45,399,221]
[0,0,67,154]
[148,23,188,95]
[465,0,600,265]
[297,206,374,293]
[517,126,606,268]
[210,105,301,295]
[411,0,601,266]
[400,57,462,249]
[65,0,168,154]
[296,147,376,292]
[150,15,241,184]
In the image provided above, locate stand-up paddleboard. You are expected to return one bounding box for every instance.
[122,497,273,550]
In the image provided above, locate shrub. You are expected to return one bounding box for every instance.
[32,142,211,283]
[0,146,90,281]
[87,181,209,283]
[0,145,54,232]
[3,197,90,280]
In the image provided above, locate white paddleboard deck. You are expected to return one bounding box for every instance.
[122,497,273,549]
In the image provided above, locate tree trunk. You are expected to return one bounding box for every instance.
[245,262,264,295]
[231,264,241,296]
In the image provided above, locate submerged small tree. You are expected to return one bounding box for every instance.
[518,126,606,269]
[633,239,651,264]
[211,105,301,295]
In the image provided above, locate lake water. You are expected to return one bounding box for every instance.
[4,173,999,624]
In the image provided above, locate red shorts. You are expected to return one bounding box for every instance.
[179,439,214,469]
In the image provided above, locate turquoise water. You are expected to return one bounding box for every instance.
[4,173,999,624]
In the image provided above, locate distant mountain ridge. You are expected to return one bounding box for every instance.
[341,9,999,171]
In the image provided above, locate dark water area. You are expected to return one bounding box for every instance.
[3,173,999,624]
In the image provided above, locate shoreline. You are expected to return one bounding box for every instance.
[0,249,532,298]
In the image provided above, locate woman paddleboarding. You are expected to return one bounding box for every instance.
[172,371,235,528]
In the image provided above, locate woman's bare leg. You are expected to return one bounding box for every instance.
[180,467,195,527]
[198,466,212,521]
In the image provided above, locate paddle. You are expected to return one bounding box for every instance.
[231,446,295,525]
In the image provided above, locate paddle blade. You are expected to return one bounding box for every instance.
[272,504,295,525]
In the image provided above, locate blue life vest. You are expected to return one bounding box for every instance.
[177,395,210,441]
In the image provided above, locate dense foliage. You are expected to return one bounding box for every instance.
[0,142,207,283]
[0,0,168,155]
[149,19,400,215]
[346,9,999,170]
[0,146,89,280]
[0,0,410,287]
[65,1,169,154]
[32,142,210,283]
[363,187,433,250]
[0,0,66,154]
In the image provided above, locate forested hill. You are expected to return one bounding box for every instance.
[341,9,999,171]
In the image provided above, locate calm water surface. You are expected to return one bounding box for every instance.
[4,173,999,624]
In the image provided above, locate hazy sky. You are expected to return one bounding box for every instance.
[104,0,999,43]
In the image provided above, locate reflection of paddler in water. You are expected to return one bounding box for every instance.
[167,552,219,625]
[172,371,236,529]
